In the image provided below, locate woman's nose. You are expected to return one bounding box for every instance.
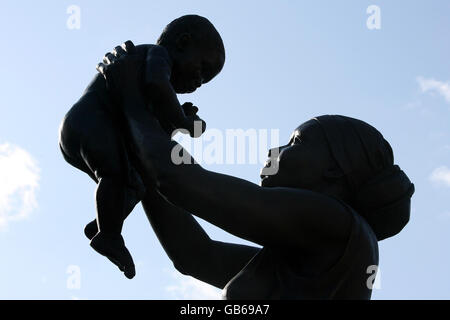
[268,144,288,157]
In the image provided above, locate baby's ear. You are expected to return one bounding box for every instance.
[176,33,192,51]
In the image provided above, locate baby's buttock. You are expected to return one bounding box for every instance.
[63,88,115,134]
[59,88,126,164]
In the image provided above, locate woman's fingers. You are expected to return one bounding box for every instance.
[100,40,136,68]
[101,40,136,68]
[112,45,126,59]
[95,40,140,91]
[122,40,136,54]
[103,52,116,64]
[96,62,106,75]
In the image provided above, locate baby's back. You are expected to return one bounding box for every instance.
[59,44,153,182]
[61,44,155,137]
[70,44,153,118]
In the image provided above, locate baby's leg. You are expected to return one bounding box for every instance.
[81,131,137,278]
[95,176,126,233]
[60,93,130,234]
[60,92,138,278]
[84,181,142,240]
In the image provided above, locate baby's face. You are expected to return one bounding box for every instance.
[170,46,224,94]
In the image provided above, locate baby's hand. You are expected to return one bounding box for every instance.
[181,102,199,117]
[181,102,206,138]
[186,116,206,138]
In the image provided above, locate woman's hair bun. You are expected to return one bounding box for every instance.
[313,115,415,241]
[352,165,415,241]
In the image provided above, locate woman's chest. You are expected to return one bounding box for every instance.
[222,247,343,300]
[222,257,278,300]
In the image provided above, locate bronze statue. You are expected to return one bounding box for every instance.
[58,15,225,279]
[94,39,414,299]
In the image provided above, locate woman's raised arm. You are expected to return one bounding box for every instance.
[142,189,259,289]
[98,42,352,253]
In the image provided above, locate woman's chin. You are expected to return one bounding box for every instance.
[260,176,273,187]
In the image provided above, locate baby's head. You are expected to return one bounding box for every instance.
[157,15,225,93]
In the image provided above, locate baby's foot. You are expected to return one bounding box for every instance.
[85,223,132,275]
[84,220,98,240]
[90,232,136,279]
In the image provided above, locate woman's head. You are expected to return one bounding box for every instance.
[261,115,414,241]
[261,119,347,195]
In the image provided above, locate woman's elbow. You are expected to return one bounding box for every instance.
[172,261,192,276]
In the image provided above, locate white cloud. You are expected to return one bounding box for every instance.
[417,77,450,103]
[165,271,222,300]
[430,166,450,187]
[0,143,40,229]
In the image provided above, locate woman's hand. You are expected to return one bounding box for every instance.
[96,40,144,104]
[96,40,172,189]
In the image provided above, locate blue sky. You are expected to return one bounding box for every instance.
[0,0,449,299]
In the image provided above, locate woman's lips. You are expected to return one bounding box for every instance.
[260,157,279,177]
[260,160,271,179]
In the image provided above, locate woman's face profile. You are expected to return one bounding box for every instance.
[261,120,335,191]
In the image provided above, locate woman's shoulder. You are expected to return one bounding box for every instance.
[314,197,379,269]
[335,199,379,254]
[312,193,379,252]
[273,202,379,298]
[223,198,379,300]
[274,197,379,280]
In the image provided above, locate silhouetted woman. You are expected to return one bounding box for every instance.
[96,42,414,299]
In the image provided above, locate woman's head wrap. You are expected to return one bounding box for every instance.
[313,115,414,241]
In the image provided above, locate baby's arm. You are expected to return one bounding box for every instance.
[144,46,203,137]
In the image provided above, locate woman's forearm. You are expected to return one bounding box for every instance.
[119,91,174,185]
[118,94,259,287]
[118,93,261,244]
[142,189,260,289]
[141,189,215,275]
[119,89,340,250]
[99,47,334,252]
[119,92,289,247]
[158,165,272,246]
